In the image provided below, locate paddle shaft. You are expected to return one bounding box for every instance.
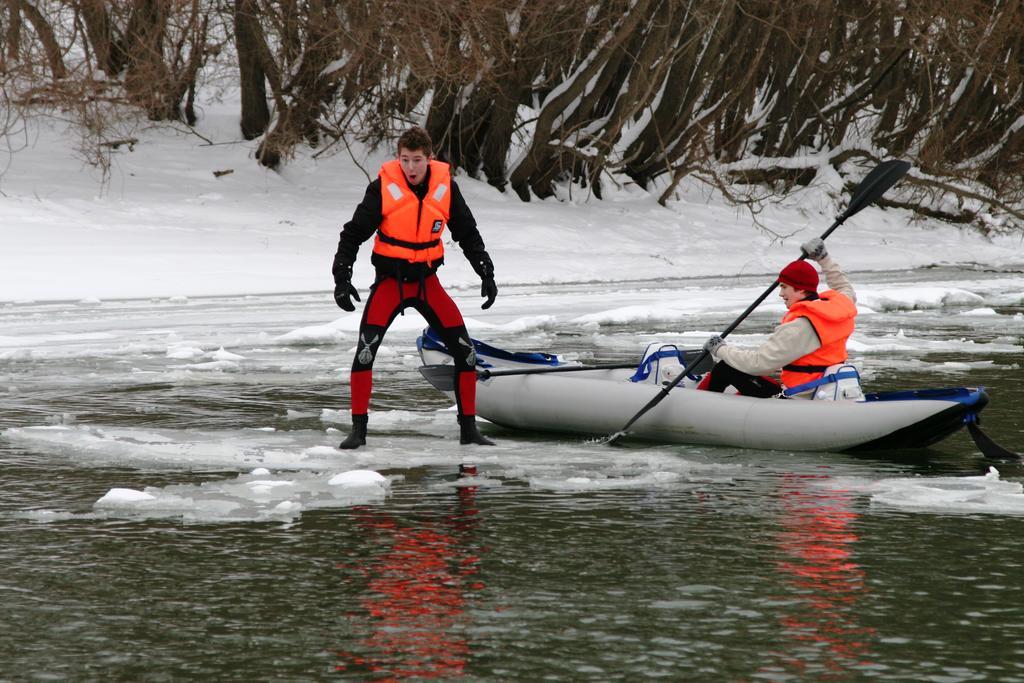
[605,160,912,443]
[479,363,639,379]
[418,361,642,392]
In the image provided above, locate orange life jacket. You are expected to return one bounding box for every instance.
[779,289,857,390]
[373,159,450,264]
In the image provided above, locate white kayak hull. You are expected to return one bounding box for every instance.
[417,332,988,452]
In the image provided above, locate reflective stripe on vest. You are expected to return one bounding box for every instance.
[779,289,857,390]
[374,159,451,264]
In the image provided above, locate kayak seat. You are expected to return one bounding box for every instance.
[783,362,865,400]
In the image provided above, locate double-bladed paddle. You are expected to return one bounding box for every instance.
[603,159,913,445]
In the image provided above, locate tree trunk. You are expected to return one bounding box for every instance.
[3,0,22,66]
[123,0,173,120]
[424,80,459,161]
[234,0,269,139]
[479,81,522,190]
[17,1,66,79]
[168,2,205,127]
[76,0,125,76]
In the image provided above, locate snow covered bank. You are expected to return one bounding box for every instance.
[3,104,1023,304]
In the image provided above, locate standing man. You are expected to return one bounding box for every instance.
[331,126,498,449]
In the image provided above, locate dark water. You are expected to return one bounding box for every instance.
[1,283,1023,681]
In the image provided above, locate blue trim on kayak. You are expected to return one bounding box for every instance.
[846,388,989,452]
[862,386,987,406]
[418,328,562,368]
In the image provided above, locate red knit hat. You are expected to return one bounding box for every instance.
[778,260,819,292]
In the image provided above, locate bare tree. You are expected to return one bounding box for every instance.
[1,0,1022,230]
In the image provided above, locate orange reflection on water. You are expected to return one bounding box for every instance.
[336,484,483,680]
[769,473,876,678]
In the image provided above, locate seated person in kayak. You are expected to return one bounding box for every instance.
[701,238,857,398]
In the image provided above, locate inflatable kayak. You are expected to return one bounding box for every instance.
[416,328,991,453]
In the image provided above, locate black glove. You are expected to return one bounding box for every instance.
[481,277,497,310]
[468,250,497,310]
[332,262,361,312]
[800,237,827,261]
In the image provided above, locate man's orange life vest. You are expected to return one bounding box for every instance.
[373,159,451,264]
[779,290,857,389]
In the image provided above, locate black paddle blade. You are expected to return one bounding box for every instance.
[419,364,456,392]
[841,160,911,220]
[967,422,1021,461]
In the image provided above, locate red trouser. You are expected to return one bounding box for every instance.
[349,274,476,416]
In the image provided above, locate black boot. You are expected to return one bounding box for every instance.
[338,414,368,450]
[459,415,494,446]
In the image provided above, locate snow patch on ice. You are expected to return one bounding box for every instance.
[96,488,157,505]
[89,469,391,522]
[166,344,205,359]
[175,360,240,372]
[276,323,347,345]
[328,469,388,488]
[209,347,246,361]
[828,468,1024,516]
[858,286,985,312]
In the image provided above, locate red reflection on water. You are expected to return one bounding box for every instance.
[336,481,483,679]
[769,473,876,678]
